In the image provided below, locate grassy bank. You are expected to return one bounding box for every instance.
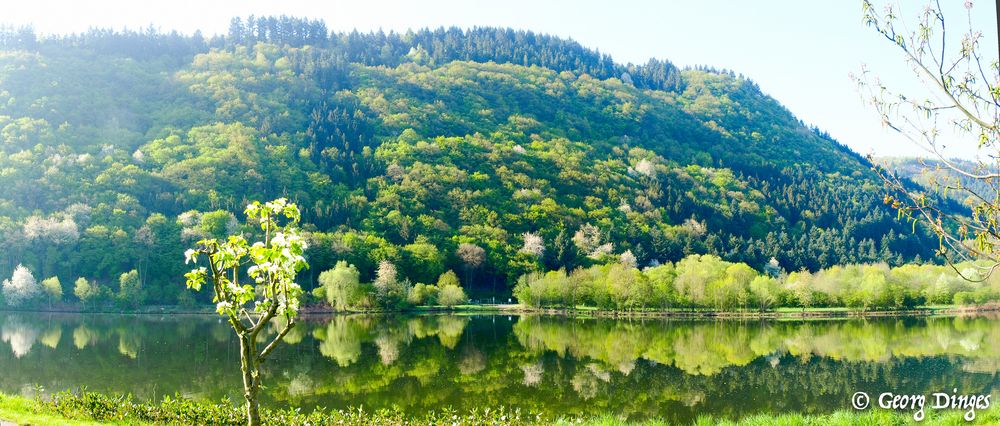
[2,391,999,425]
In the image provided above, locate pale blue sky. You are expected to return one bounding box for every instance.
[3,0,997,158]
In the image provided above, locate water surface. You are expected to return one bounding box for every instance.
[1,312,997,422]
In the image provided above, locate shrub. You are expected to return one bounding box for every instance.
[438,284,468,307]
[408,283,440,305]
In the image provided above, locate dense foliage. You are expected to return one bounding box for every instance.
[514,255,1000,311]
[0,18,941,305]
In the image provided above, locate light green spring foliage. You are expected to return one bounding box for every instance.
[184,198,308,321]
[437,285,468,307]
[408,283,440,305]
[40,277,62,303]
[317,261,362,311]
[116,270,143,309]
[316,266,468,308]
[73,278,95,303]
[515,254,1000,311]
[437,271,469,307]
[436,270,461,288]
[0,24,945,307]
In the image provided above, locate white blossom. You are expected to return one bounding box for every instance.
[573,223,603,254]
[682,218,707,237]
[2,265,40,307]
[588,243,615,260]
[620,250,637,268]
[635,158,656,177]
[22,216,79,245]
[519,232,545,257]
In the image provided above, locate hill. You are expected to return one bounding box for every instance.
[0,18,937,301]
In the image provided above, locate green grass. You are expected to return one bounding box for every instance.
[3,391,999,425]
[0,393,143,426]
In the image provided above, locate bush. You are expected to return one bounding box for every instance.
[408,283,440,305]
[438,284,468,307]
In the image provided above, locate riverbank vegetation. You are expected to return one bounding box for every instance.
[5,251,999,314]
[514,254,1000,312]
[1,390,998,426]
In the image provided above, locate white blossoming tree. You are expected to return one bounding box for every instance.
[183,198,308,426]
[2,265,40,308]
[520,232,546,258]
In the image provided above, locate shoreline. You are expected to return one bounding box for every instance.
[3,390,999,426]
[1,303,998,319]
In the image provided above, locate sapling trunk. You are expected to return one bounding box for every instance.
[238,334,260,426]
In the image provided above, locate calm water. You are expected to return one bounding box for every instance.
[1,312,998,422]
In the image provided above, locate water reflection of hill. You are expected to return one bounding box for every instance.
[0,313,996,423]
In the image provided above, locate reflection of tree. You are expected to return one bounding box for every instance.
[286,373,314,397]
[407,316,469,349]
[515,316,1000,376]
[39,325,61,349]
[72,324,100,349]
[458,347,485,375]
[117,328,141,359]
[521,362,544,386]
[2,312,999,424]
[316,316,369,367]
[1,315,40,358]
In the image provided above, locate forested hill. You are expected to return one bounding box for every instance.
[0,17,937,302]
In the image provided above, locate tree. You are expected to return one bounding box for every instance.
[749,275,780,311]
[401,238,445,283]
[437,269,468,306]
[619,250,638,268]
[520,232,545,257]
[372,260,411,309]
[456,242,485,282]
[318,261,362,311]
[73,277,99,306]
[40,277,62,306]
[117,270,144,310]
[408,282,440,305]
[184,198,308,426]
[438,283,468,306]
[2,265,40,307]
[858,0,1000,278]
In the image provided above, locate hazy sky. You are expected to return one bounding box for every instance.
[3,0,998,158]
